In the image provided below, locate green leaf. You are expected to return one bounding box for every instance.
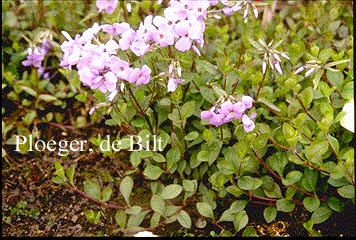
[19,85,37,97]
[127,211,148,228]
[305,140,329,162]
[150,212,161,228]
[324,59,349,68]
[22,111,37,126]
[276,199,295,212]
[184,131,199,141]
[301,168,318,192]
[218,209,234,222]
[242,226,258,237]
[337,185,355,199]
[83,179,101,200]
[120,176,134,205]
[258,98,281,112]
[341,81,353,100]
[263,206,277,223]
[264,182,283,198]
[327,197,345,212]
[160,184,183,200]
[177,210,191,229]
[195,59,218,75]
[181,101,195,119]
[150,194,165,214]
[143,165,164,180]
[217,160,236,175]
[101,186,112,202]
[233,210,248,232]
[38,94,58,102]
[182,179,197,193]
[196,202,214,219]
[130,151,143,168]
[115,210,127,227]
[327,135,339,155]
[65,166,75,185]
[152,153,166,163]
[211,83,228,97]
[52,176,66,185]
[84,209,101,224]
[303,197,320,212]
[238,176,262,190]
[282,171,303,186]
[318,48,333,64]
[125,206,142,215]
[326,69,343,90]
[283,123,299,147]
[226,185,244,197]
[266,153,288,177]
[300,87,313,108]
[311,207,332,224]
[229,200,248,213]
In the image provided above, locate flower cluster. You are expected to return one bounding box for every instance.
[250,39,290,75]
[60,23,152,96]
[22,38,51,78]
[201,95,256,132]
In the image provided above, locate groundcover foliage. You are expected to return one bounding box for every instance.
[2,0,354,237]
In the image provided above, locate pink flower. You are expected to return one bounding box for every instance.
[96,0,118,14]
[109,56,131,81]
[167,78,184,92]
[242,114,255,133]
[128,65,152,86]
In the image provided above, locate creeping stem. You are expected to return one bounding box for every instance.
[255,68,268,102]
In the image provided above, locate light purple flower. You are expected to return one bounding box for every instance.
[242,114,255,133]
[241,96,254,109]
[209,113,224,126]
[128,65,152,86]
[105,39,120,54]
[175,36,192,52]
[201,108,215,120]
[137,15,158,42]
[77,67,100,87]
[91,71,117,93]
[109,56,131,81]
[22,38,52,77]
[130,39,151,57]
[167,78,184,92]
[153,25,175,48]
[119,28,136,50]
[96,0,118,14]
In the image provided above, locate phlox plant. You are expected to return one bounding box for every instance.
[10,0,354,237]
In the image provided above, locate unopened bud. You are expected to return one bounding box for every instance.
[305,68,316,77]
[262,61,267,74]
[294,66,305,74]
[274,62,283,75]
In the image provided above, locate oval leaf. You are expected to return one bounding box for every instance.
[177,210,192,229]
[311,207,332,224]
[143,165,164,180]
[120,176,133,205]
[160,184,183,199]
[263,206,277,223]
[303,197,320,212]
[196,202,214,219]
[83,179,101,200]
